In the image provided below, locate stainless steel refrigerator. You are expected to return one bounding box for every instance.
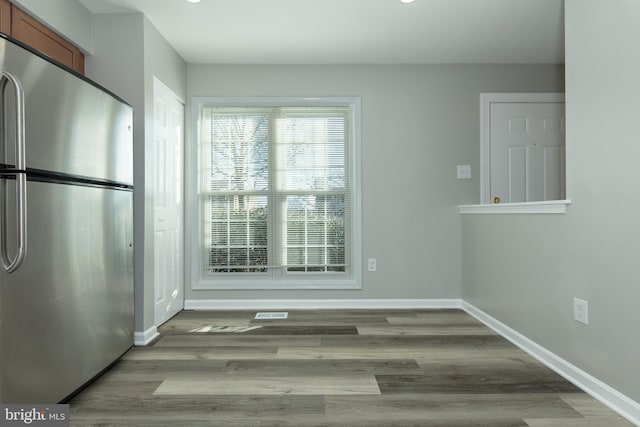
[0,35,134,403]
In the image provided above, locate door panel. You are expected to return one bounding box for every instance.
[526,144,543,202]
[543,146,563,200]
[507,146,526,202]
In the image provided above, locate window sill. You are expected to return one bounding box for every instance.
[192,279,362,291]
[458,199,571,215]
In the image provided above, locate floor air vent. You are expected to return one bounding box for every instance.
[255,312,288,320]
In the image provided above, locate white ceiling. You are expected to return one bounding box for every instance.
[78,0,564,64]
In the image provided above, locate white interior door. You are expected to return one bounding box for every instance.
[483,94,565,204]
[153,78,184,326]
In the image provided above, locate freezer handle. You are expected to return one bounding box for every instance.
[1,70,27,273]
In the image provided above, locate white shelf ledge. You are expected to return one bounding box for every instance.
[459,199,571,215]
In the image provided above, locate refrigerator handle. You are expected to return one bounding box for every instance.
[0,71,27,273]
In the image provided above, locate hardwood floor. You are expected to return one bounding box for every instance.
[69,309,632,426]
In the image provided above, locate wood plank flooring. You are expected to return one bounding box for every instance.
[69,309,632,426]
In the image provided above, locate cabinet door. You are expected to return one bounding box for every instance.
[10,5,84,74]
[0,0,10,34]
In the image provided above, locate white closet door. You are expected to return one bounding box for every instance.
[154,78,184,326]
[489,101,565,203]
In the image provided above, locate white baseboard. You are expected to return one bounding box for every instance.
[184,298,462,310]
[134,325,159,346]
[462,301,640,426]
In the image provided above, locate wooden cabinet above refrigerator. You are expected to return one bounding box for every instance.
[0,0,84,74]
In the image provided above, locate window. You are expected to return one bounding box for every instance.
[192,97,361,289]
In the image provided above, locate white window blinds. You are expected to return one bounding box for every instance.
[200,106,351,275]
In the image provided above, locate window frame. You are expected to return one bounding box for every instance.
[189,97,362,290]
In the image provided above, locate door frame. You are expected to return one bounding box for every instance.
[480,93,565,205]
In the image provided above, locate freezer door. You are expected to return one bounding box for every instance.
[0,37,133,185]
[0,178,134,403]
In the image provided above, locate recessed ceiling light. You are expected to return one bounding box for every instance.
[187,0,201,3]
[400,0,416,3]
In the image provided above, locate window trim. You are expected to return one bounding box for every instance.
[189,96,362,290]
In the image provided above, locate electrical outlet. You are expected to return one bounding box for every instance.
[367,258,377,272]
[573,298,589,325]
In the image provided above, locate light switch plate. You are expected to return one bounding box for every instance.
[573,298,589,325]
[457,165,471,179]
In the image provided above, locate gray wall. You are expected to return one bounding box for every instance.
[187,64,563,302]
[462,0,640,403]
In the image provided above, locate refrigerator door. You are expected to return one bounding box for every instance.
[0,178,134,403]
[0,36,133,185]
